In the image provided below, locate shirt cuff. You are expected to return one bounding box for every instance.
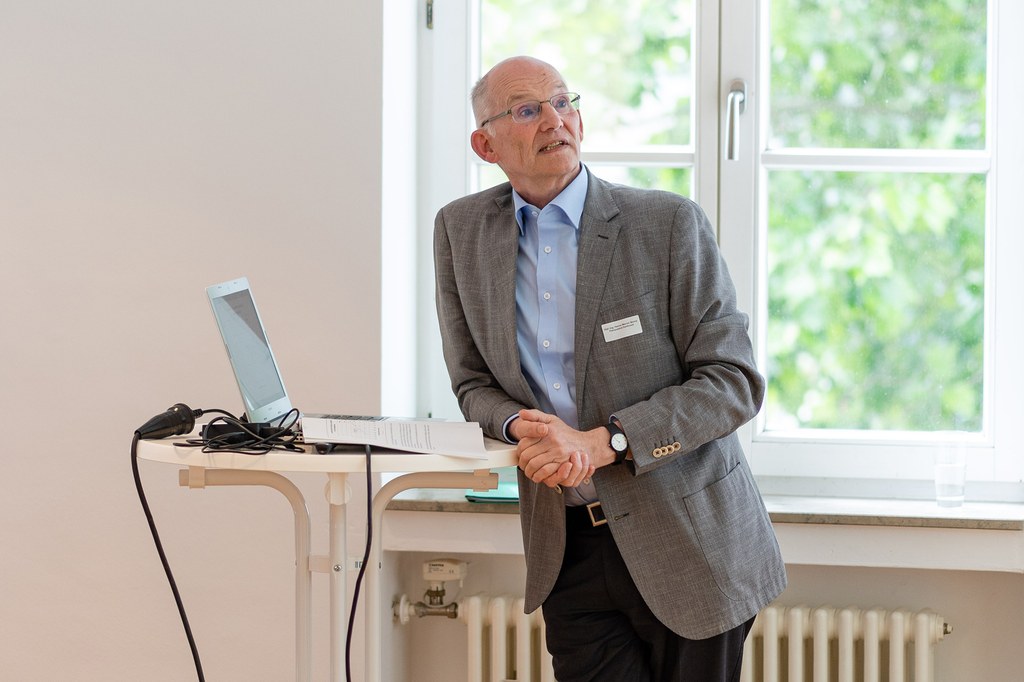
[501,413,520,444]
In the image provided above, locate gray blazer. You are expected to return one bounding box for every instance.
[434,169,786,639]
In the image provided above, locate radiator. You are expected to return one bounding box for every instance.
[460,599,950,682]
[461,595,555,682]
[740,606,951,682]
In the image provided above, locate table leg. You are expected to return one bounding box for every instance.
[178,467,313,681]
[326,472,350,682]
[365,470,498,682]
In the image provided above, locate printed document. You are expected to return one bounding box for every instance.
[300,415,488,459]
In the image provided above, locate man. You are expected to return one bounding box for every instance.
[433,55,786,681]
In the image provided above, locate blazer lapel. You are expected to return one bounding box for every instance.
[574,173,621,421]
[484,192,537,406]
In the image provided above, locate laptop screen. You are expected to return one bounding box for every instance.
[206,277,293,424]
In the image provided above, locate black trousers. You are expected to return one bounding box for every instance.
[541,504,754,682]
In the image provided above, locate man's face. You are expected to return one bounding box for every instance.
[471,59,584,206]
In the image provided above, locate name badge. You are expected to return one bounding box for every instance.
[602,314,643,343]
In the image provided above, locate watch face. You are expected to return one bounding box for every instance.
[611,433,628,452]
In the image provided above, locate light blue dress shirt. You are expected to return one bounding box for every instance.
[510,166,597,504]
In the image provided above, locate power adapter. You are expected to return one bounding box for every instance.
[201,421,288,444]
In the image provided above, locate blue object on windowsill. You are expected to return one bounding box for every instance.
[465,479,520,503]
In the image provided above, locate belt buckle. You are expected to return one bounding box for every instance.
[586,501,607,527]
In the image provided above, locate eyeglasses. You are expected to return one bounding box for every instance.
[479,92,581,128]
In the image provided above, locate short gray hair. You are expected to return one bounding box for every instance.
[470,74,492,128]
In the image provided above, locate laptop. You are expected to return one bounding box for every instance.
[206,277,294,424]
[205,276,488,459]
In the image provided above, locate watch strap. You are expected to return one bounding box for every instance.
[607,421,628,465]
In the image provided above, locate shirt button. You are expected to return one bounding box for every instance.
[542,340,551,348]
[553,382,561,390]
[543,292,551,300]
[544,246,552,254]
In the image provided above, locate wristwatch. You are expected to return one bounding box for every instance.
[607,420,629,465]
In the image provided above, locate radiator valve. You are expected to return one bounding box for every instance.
[423,558,468,605]
[393,558,469,624]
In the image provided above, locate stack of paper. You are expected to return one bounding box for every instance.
[300,414,488,459]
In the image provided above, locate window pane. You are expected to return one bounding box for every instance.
[588,165,692,196]
[479,0,695,149]
[477,164,509,192]
[768,0,987,150]
[764,170,985,432]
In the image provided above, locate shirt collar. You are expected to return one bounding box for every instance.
[512,164,589,235]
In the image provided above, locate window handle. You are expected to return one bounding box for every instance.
[725,79,747,161]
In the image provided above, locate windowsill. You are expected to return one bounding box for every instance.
[387,489,1024,531]
[765,495,1024,531]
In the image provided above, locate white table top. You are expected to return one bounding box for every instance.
[136,431,518,474]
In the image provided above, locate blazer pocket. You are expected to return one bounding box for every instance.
[598,288,664,331]
[684,463,775,602]
[595,288,672,359]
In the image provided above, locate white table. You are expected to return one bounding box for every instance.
[137,434,517,681]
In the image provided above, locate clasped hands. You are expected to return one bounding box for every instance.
[511,408,614,489]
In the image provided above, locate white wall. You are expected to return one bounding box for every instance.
[1,1,386,679]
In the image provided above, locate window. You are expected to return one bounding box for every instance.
[418,0,1024,497]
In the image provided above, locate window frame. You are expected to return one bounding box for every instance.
[721,0,1024,497]
[417,0,1024,500]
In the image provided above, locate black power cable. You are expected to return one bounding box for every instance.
[181,409,302,454]
[131,431,206,681]
[346,444,374,682]
[133,405,299,680]
[135,405,376,682]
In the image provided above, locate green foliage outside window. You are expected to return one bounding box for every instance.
[769,0,987,150]
[766,0,987,432]
[766,170,985,431]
